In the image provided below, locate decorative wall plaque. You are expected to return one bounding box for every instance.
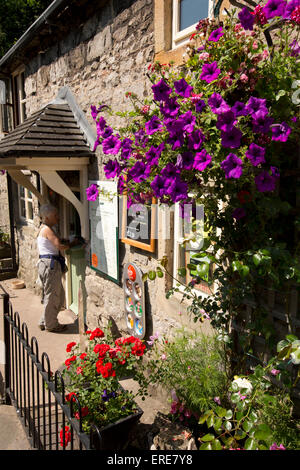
[123,262,145,339]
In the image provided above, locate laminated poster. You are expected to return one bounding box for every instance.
[89,180,119,283]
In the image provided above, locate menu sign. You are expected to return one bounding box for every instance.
[121,196,157,253]
[89,180,119,283]
[123,262,146,339]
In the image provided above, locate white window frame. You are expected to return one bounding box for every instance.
[173,201,213,298]
[18,185,34,223]
[172,0,214,49]
[12,67,27,126]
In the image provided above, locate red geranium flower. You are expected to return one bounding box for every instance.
[60,425,71,448]
[237,190,252,204]
[65,355,77,370]
[89,328,105,340]
[131,339,146,356]
[94,343,110,357]
[66,342,76,353]
[97,362,116,378]
[65,392,77,402]
[75,407,89,420]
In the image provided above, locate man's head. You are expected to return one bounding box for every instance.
[39,204,59,227]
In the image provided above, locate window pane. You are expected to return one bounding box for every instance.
[179,0,209,31]
[27,201,33,220]
[19,186,25,197]
[20,199,26,218]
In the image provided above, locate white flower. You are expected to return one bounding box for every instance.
[232,377,253,394]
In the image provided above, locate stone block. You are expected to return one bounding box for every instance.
[87,26,112,62]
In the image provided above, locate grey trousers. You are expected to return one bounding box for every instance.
[38,258,65,330]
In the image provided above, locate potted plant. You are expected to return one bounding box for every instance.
[60,326,150,450]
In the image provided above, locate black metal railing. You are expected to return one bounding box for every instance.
[0,283,101,450]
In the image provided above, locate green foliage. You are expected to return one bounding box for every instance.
[145,330,229,415]
[197,335,300,450]
[0,0,53,57]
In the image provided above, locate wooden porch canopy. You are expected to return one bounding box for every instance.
[0,102,95,239]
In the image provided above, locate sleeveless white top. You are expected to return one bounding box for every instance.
[37,235,59,256]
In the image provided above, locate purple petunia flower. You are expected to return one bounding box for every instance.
[289,39,300,56]
[200,61,221,84]
[221,127,243,149]
[91,104,108,120]
[120,138,133,160]
[160,97,180,118]
[151,174,169,198]
[195,99,206,113]
[263,0,287,19]
[167,132,185,150]
[102,135,122,155]
[252,112,274,134]
[232,207,246,220]
[271,122,292,142]
[221,153,243,179]
[152,79,172,102]
[100,126,113,139]
[193,149,212,171]
[134,128,148,147]
[216,111,236,132]
[283,0,300,18]
[245,143,266,166]
[174,78,193,98]
[255,170,277,192]
[246,96,269,118]
[166,177,189,203]
[180,111,196,133]
[86,184,99,201]
[208,92,230,115]
[161,163,180,178]
[145,115,163,135]
[187,128,205,150]
[232,101,248,117]
[128,161,150,182]
[208,27,224,42]
[104,159,121,179]
[238,7,255,30]
[271,166,280,178]
[145,144,164,166]
[176,151,195,170]
[96,116,107,136]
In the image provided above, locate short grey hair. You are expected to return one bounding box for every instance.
[39,204,58,222]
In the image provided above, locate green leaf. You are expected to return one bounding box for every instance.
[275,89,286,101]
[244,438,257,450]
[148,270,156,281]
[142,273,148,282]
[225,410,233,420]
[200,442,212,450]
[242,420,253,432]
[254,423,272,441]
[235,429,246,440]
[198,410,213,424]
[207,413,215,428]
[201,433,215,442]
[253,253,262,266]
[215,407,227,418]
[156,268,164,278]
[211,439,223,450]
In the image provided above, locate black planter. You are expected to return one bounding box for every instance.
[90,404,143,450]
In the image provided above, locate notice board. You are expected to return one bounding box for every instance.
[88,180,119,283]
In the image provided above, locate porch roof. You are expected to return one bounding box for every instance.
[0,103,95,159]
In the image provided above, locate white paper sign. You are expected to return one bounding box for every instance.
[88,180,119,282]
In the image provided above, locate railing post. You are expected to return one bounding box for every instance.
[2,288,11,404]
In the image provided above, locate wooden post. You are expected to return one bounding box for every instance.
[78,280,86,353]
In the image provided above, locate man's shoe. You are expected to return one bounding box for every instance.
[46,324,67,333]
[38,324,45,331]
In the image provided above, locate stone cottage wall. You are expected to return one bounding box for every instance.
[17,0,212,339]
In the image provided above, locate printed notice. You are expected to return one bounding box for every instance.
[89,180,119,283]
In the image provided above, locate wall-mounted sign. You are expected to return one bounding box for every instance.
[88,180,119,283]
[121,195,157,253]
[123,262,145,339]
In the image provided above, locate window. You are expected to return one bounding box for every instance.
[0,79,14,134]
[172,0,214,49]
[18,185,33,222]
[173,202,214,296]
[12,69,26,126]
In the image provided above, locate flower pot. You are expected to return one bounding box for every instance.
[90,403,143,450]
